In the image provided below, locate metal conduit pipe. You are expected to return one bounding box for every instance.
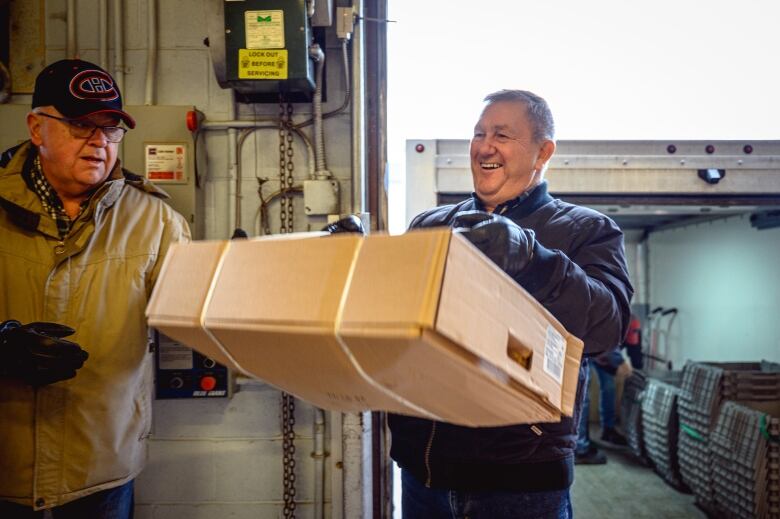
[235,124,316,231]
[342,412,364,519]
[309,44,330,178]
[234,128,254,229]
[199,117,308,234]
[351,0,366,214]
[338,40,351,117]
[201,120,274,130]
[231,127,243,230]
[227,127,238,234]
[237,124,316,181]
[66,0,77,58]
[313,408,326,519]
[294,127,316,180]
[112,0,125,93]
[98,0,108,68]
[144,0,157,105]
[220,86,238,236]
[330,411,344,519]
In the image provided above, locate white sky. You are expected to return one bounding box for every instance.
[385,0,780,231]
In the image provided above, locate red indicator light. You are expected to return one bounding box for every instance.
[186,111,199,132]
[200,376,217,391]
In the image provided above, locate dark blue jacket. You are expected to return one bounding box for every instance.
[388,182,633,491]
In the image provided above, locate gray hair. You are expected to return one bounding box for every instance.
[483,90,555,143]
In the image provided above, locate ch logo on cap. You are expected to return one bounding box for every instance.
[69,70,119,101]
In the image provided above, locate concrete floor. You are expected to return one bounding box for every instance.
[572,443,706,519]
[392,443,706,518]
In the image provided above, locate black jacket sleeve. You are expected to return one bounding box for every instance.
[515,215,633,356]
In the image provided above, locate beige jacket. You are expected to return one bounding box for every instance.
[0,142,190,509]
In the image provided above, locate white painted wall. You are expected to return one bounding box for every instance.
[136,384,324,519]
[622,230,643,305]
[644,215,780,368]
[13,1,359,517]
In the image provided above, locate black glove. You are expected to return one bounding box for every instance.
[0,320,89,386]
[231,228,249,239]
[321,215,366,235]
[452,210,536,280]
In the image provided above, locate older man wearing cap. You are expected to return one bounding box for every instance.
[0,59,189,517]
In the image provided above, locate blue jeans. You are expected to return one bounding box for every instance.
[0,480,134,519]
[576,363,617,452]
[401,469,573,519]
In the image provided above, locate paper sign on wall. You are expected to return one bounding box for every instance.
[145,144,186,183]
[245,10,284,49]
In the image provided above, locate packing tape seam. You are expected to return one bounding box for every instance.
[333,238,443,421]
[199,240,252,377]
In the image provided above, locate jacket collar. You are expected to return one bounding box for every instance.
[471,181,554,219]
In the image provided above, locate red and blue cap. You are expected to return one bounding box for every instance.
[32,59,135,129]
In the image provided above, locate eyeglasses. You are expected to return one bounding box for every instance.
[37,112,128,143]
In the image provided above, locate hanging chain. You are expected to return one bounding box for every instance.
[282,392,297,518]
[278,97,297,518]
[278,98,295,233]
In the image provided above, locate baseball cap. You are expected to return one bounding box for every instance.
[31,59,135,129]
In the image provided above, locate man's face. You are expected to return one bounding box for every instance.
[27,108,120,199]
[469,100,555,212]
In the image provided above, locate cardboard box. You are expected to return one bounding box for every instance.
[146,229,583,426]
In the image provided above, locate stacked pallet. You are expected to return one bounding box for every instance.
[621,370,648,462]
[622,369,683,464]
[641,378,686,488]
[677,361,780,513]
[710,400,780,519]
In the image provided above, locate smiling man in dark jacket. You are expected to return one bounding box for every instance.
[389,89,633,518]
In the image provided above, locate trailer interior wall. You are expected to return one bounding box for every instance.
[621,230,644,306]
[645,215,780,368]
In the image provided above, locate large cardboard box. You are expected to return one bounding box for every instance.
[146,229,583,426]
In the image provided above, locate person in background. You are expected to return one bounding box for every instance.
[388,89,633,518]
[0,59,190,518]
[575,349,632,465]
[623,313,643,369]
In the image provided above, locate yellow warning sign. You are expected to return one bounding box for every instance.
[238,49,288,79]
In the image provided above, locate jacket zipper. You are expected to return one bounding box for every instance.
[424,421,437,487]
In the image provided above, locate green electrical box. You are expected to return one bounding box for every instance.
[210,0,316,103]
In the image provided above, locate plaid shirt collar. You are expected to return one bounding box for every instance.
[24,150,89,238]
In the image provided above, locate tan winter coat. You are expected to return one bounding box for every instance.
[0,141,190,509]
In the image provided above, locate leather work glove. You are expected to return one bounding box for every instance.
[321,215,367,235]
[0,320,89,386]
[452,210,537,280]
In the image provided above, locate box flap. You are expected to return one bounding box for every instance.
[146,240,243,372]
[204,234,361,330]
[340,229,450,331]
[147,241,224,326]
[208,327,438,418]
[340,329,561,426]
